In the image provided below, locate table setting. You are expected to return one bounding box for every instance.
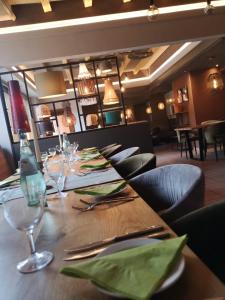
[0,140,225,300]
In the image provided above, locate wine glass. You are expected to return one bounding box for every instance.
[48,147,56,157]
[41,151,48,162]
[2,189,54,273]
[46,159,67,198]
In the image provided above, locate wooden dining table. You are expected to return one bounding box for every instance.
[0,152,224,300]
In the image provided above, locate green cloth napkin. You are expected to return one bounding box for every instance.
[82,147,98,154]
[80,161,110,170]
[60,235,187,300]
[80,152,102,161]
[74,181,127,196]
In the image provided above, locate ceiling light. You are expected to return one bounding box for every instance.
[216,64,219,68]
[158,102,165,110]
[83,0,93,8]
[103,78,119,105]
[123,0,132,2]
[204,0,215,14]
[146,106,152,114]
[34,71,67,99]
[208,72,224,91]
[121,85,125,93]
[41,0,52,13]
[148,0,159,21]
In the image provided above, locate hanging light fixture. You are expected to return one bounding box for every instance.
[62,102,76,128]
[100,60,113,74]
[158,102,165,110]
[77,63,96,96]
[103,78,119,105]
[8,80,31,134]
[208,72,224,91]
[204,0,215,14]
[146,105,152,114]
[34,71,67,99]
[148,0,159,21]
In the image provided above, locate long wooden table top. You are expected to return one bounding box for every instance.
[0,153,224,299]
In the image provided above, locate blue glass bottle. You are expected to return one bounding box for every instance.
[19,131,46,207]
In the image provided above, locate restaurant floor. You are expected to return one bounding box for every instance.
[154,144,225,206]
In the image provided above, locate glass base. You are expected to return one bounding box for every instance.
[17,251,54,273]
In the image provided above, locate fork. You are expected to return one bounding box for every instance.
[72,197,135,212]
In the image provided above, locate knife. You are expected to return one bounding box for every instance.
[63,232,171,261]
[64,225,164,254]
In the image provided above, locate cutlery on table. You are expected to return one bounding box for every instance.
[79,195,139,205]
[63,232,171,261]
[64,225,164,253]
[72,197,137,212]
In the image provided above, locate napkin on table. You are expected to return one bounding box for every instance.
[80,161,110,170]
[60,235,187,300]
[74,181,127,196]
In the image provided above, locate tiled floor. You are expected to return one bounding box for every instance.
[154,143,225,206]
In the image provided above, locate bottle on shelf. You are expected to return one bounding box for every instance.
[19,130,46,207]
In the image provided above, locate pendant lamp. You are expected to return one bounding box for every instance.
[34,71,67,99]
[103,78,119,105]
[208,72,224,91]
[146,106,152,114]
[77,63,96,97]
[8,80,31,134]
[62,102,76,128]
[158,102,165,110]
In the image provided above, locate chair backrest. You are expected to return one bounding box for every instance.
[99,143,117,153]
[115,153,156,180]
[109,147,140,165]
[129,164,204,223]
[204,121,225,144]
[101,144,122,158]
[171,200,225,283]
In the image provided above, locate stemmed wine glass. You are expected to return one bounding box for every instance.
[2,189,54,273]
[46,159,67,198]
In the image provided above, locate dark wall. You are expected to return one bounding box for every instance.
[13,122,153,163]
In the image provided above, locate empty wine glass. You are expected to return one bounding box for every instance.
[46,159,67,198]
[2,189,54,273]
[48,147,56,157]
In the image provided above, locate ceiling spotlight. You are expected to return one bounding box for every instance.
[204,0,215,15]
[148,0,159,21]
[123,0,132,2]
[83,0,92,8]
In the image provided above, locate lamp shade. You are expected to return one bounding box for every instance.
[62,103,76,127]
[208,72,224,91]
[86,114,98,126]
[34,71,67,99]
[103,78,119,105]
[146,106,152,114]
[8,80,31,134]
[158,102,165,110]
[105,111,121,125]
[77,63,96,96]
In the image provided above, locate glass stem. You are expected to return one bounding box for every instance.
[27,231,36,255]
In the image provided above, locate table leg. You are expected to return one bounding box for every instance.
[185,131,193,159]
[198,128,205,161]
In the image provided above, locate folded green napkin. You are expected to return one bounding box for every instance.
[80,161,110,170]
[82,147,98,154]
[74,181,127,196]
[80,152,102,161]
[61,235,187,300]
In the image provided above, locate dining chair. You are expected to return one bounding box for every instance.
[115,153,156,180]
[99,143,118,153]
[101,144,122,159]
[203,121,225,160]
[175,130,197,159]
[171,199,225,283]
[109,147,140,165]
[129,164,204,224]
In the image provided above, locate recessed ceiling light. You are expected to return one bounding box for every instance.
[216,64,219,67]
[123,0,132,3]
[83,0,92,8]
